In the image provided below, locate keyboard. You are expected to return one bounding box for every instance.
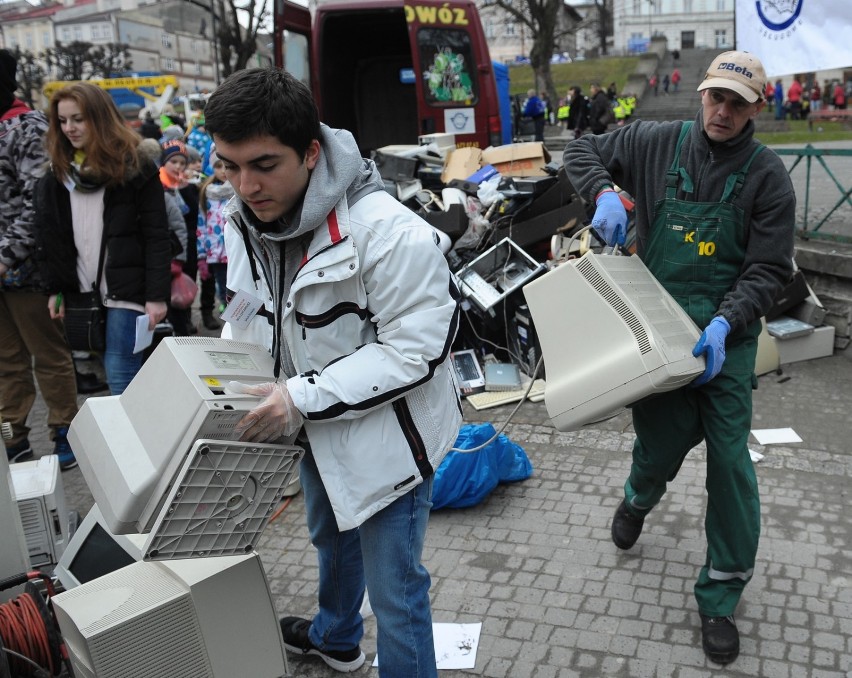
[466,379,546,410]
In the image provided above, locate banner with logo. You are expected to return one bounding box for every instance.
[736,0,852,76]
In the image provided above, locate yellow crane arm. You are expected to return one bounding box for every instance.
[42,75,180,99]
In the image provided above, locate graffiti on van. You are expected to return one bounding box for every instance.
[424,47,474,102]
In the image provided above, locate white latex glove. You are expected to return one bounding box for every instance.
[229,381,305,442]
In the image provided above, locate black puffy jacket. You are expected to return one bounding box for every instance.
[34,158,171,305]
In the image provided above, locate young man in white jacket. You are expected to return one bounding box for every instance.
[205,68,462,677]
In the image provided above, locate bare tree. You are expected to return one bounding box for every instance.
[11,47,46,109]
[485,0,566,109]
[44,41,93,81]
[215,0,270,77]
[589,0,613,57]
[88,43,133,79]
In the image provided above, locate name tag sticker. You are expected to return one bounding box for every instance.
[220,289,264,330]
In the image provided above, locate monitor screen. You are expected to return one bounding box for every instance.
[67,522,138,585]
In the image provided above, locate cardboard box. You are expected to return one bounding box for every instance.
[480,142,551,177]
[775,324,835,364]
[441,147,482,184]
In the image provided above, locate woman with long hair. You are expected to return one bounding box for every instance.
[34,83,172,395]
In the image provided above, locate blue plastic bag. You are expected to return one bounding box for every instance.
[432,423,533,510]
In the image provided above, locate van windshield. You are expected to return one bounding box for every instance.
[417,28,479,106]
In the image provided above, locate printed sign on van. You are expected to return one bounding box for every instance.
[736,0,852,75]
[444,108,476,136]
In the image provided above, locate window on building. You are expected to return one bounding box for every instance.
[74,26,83,40]
[194,61,202,75]
[484,18,496,39]
[91,25,100,40]
[715,29,727,47]
[505,21,515,37]
[164,58,175,71]
[61,28,71,42]
[25,33,33,49]
[43,31,51,47]
[716,0,726,9]
[633,0,640,14]
[684,0,693,12]
[162,33,172,48]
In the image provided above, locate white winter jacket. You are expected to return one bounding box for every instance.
[225,187,462,530]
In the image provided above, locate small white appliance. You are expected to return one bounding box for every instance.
[10,455,72,568]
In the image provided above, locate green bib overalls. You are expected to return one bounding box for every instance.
[624,122,764,617]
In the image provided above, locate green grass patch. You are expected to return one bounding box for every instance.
[508,57,641,98]
[755,118,852,145]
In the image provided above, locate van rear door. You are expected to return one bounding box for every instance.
[403,0,501,148]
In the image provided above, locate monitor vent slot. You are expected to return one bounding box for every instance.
[576,258,652,354]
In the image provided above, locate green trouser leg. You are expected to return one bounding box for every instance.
[625,338,760,617]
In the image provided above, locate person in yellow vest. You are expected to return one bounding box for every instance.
[557,97,570,129]
[613,97,627,125]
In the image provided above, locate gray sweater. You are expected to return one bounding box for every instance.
[563,110,796,335]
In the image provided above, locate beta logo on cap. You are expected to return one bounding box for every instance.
[696,50,767,104]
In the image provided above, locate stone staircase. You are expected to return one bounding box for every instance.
[634,47,719,122]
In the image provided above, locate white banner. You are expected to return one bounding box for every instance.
[736,0,852,76]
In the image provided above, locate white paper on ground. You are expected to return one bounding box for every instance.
[133,314,154,354]
[372,622,482,670]
[751,427,803,445]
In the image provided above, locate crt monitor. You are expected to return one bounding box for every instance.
[52,552,289,678]
[53,503,146,591]
[68,336,285,535]
[522,251,704,431]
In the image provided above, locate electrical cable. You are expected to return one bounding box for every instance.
[267,494,294,523]
[0,590,56,677]
[449,354,544,454]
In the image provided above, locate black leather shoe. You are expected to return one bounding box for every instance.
[611,499,644,549]
[700,614,739,664]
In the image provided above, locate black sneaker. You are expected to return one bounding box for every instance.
[611,499,645,550]
[5,438,33,463]
[54,427,77,471]
[700,614,739,664]
[279,616,365,673]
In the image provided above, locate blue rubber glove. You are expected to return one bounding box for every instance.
[692,316,731,386]
[591,190,627,247]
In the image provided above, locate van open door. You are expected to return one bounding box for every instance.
[273,0,312,87]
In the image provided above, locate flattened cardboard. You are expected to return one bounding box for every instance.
[441,147,482,184]
[481,142,551,177]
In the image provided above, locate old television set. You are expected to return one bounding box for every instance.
[522,252,704,431]
[52,552,289,678]
[67,337,303,559]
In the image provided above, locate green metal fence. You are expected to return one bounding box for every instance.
[773,145,852,244]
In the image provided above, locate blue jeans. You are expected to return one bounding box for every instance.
[102,307,143,395]
[300,445,437,678]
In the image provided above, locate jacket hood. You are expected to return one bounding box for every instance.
[205,179,235,202]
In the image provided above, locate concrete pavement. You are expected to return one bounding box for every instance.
[20,329,852,677]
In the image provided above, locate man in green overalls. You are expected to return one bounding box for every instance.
[563,51,796,665]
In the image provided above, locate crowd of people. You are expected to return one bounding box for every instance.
[1,49,231,470]
[768,76,851,120]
